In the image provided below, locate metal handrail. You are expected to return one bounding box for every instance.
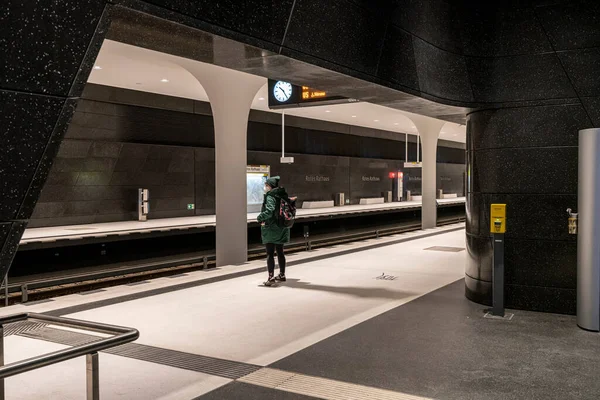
[0,312,139,399]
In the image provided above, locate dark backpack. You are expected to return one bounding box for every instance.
[278,196,296,228]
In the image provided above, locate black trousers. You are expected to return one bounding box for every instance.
[266,243,286,276]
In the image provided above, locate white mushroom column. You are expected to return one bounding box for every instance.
[410,116,444,229]
[182,61,264,266]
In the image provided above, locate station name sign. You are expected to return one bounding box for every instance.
[305,175,330,182]
[268,79,359,109]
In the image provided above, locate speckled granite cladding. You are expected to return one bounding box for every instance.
[0,0,108,279]
[467,104,593,314]
[139,0,294,46]
[0,0,106,96]
[582,97,600,126]
[466,54,577,103]
[535,1,600,50]
[0,92,63,221]
[413,38,473,102]
[284,0,387,76]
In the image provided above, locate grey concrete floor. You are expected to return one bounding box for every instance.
[270,280,600,400]
[193,382,314,400]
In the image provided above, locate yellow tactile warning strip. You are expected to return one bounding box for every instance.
[238,368,434,400]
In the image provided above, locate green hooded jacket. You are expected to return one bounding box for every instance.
[257,186,291,245]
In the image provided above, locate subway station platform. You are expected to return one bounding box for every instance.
[3,223,599,400]
[20,198,465,246]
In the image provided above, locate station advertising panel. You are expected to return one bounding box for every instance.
[247,165,270,212]
[268,79,359,109]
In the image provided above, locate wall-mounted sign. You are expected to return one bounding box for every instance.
[361,176,381,182]
[187,204,195,210]
[268,79,359,109]
[305,175,330,182]
[247,165,270,174]
[404,162,422,168]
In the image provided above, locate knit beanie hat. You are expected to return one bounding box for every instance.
[266,176,280,188]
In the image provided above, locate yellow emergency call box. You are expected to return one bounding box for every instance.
[490,204,506,234]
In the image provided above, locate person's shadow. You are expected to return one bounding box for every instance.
[278,279,416,300]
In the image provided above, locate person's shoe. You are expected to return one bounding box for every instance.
[274,274,286,282]
[264,276,276,287]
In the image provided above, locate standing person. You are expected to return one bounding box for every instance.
[257,176,291,286]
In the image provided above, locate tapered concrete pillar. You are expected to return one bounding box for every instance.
[407,115,444,229]
[420,133,440,229]
[181,61,264,266]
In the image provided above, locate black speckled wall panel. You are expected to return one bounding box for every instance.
[465,235,492,282]
[469,193,577,242]
[466,53,577,103]
[582,97,600,126]
[0,1,105,95]
[141,0,293,46]
[376,26,419,91]
[505,239,577,289]
[471,147,577,195]
[505,284,576,315]
[535,1,600,50]
[390,0,463,54]
[461,5,552,57]
[284,0,387,76]
[413,38,473,102]
[468,104,591,150]
[0,91,65,221]
[0,0,108,277]
[558,48,600,98]
[466,103,586,314]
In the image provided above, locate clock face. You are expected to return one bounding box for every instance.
[273,81,293,102]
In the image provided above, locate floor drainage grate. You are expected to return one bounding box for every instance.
[3,321,47,337]
[424,246,465,252]
[21,327,261,379]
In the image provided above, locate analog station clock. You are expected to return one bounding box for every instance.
[273,81,293,102]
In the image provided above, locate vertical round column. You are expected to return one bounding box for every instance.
[578,128,600,331]
[182,61,264,267]
[410,116,444,230]
[420,134,439,229]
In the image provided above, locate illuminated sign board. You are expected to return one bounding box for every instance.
[302,86,327,100]
[268,79,359,109]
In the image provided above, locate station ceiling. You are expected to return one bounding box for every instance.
[90,40,466,143]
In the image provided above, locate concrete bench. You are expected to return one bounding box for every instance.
[443,193,458,199]
[359,198,385,205]
[302,200,335,209]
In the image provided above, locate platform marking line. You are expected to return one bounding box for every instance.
[238,367,434,400]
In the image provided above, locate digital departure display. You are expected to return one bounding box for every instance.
[268,79,359,109]
[301,86,327,100]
